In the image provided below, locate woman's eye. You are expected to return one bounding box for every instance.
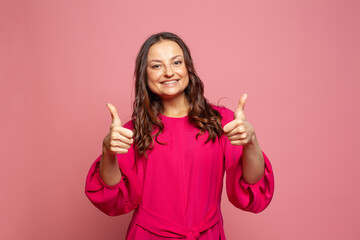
[151,64,161,69]
[174,60,182,65]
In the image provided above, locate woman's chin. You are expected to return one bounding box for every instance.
[158,91,185,101]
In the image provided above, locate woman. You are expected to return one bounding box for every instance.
[85,32,274,239]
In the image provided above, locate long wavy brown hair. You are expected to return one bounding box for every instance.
[132,32,223,157]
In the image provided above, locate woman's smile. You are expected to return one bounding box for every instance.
[161,79,179,85]
[160,79,180,87]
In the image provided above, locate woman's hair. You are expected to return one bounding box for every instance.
[132,32,223,157]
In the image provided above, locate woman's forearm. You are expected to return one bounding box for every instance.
[241,134,265,184]
[99,148,122,186]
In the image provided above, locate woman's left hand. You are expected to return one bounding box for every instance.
[223,93,256,146]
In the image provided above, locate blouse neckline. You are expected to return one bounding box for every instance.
[160,114,189,120]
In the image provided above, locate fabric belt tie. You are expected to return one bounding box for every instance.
[135,204,219,239]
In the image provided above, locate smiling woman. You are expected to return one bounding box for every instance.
[85,32,275,240]
[146,40,190,109]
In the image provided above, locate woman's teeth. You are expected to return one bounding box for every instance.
[162,80,177,84]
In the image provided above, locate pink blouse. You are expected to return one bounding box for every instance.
[85,105,274,239]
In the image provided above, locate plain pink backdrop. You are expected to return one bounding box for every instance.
[1,0,359,239]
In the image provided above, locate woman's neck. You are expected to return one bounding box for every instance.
[161,94,189,118]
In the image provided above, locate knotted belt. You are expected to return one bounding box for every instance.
[135,204,220,239]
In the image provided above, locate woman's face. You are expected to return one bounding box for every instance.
[146,40,189,101]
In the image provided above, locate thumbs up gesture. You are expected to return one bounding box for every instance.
[102,103,134,155]
[223,93,256,146]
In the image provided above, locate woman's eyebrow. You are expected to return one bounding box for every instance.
[148,55,184,63]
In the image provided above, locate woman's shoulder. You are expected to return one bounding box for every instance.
[210,104,235,126]
[122,119,135,130]
[210,104,233,115]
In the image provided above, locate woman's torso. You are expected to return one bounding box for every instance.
[126,111,227,239]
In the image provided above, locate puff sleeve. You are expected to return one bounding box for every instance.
[84,121,142,216]
[218,106,275,213]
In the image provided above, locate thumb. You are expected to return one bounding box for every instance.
[106,103,122,126]
[234,93,248,121]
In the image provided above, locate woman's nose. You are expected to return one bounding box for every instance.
[163,66,174,77]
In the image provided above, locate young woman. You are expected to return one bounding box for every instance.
[85,32,274,240]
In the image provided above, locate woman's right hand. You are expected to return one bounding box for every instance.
[102,103,134,155]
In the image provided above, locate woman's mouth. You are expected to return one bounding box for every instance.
[161,79,179,85]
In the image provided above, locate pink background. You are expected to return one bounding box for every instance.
[1,0,359,239]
